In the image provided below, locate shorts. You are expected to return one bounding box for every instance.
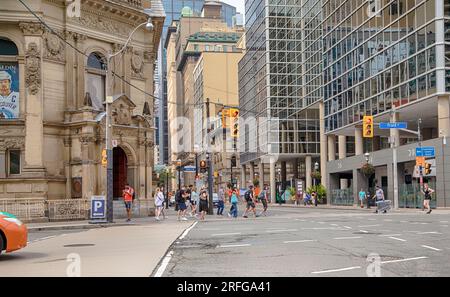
[199,201,208,212]
[261,198,267,209]
[178,202,187,211]
[124,201,132,210]
[246,201,255,209]
[424,197,432,201]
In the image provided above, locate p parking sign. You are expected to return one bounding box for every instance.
[90,196,106,221]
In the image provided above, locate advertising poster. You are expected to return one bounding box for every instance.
[0,62,19,119]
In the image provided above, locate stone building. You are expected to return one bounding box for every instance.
[0,0,164,221]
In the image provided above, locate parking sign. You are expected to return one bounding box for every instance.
[90,196,106,220]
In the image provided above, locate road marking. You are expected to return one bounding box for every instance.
[311,266,361,274]
[368,219,376,221]
[154,251,173,277]
[400,221,407,223]
[420,223,429,225]
[380,256,427,264]
[417,231,442,235]
[441,225,449,227]
[266,229,298,233]
[179,221,198,240]
[359,230,369,233]
[318,222,325,224]
[388,237,407,242]
[343,226,352,229]
[176,245,202,249]
[218,244,251,248]
[295,219,306,221]
[333,236,363,240]
[379,234,402,237]
[421,245,442,251]
[211,232,241,237]
[383,219,393,222]
[302,227,346,230]
[440,221,449,223]
[330,224,339,226]
[358,224,381,228]
[284,240,317,244]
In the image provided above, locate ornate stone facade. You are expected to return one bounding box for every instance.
[25,42,41,95]
[43,30,65,62]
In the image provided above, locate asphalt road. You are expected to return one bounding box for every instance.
[154,206,450,277]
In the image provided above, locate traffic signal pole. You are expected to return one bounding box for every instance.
[206,98,214,215]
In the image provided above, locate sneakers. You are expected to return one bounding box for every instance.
[156,217,160,221]
[126,219,131,222]
[181,217,188,221]
[243,216,248,218]
[227,213,231,217]
[255,215,260,218]
[426,209,432,214]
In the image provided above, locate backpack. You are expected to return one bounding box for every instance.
[231,193,238,204]
[132,190,136,201]
[244,190,252,202]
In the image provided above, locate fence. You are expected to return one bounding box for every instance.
[0,198,155,222]
[330,188,354,206]
[399,182,436,209]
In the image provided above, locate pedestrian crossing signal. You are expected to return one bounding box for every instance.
[101,149,107,167]
[230,108,239,138]
[221,109,230,128]
[424,162,432,175]
[363,116,373,138]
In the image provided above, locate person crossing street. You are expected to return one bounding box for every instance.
[243,185,259,218]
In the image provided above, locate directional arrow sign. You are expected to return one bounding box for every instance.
[379,122,407,129]
[183,166,196,172]
[416,147,435,157]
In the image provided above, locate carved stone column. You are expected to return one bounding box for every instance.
[63,137,72,198]
[75,33,87,109]
[20,22,46,176]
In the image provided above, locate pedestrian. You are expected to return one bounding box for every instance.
[422,183,434,214]
[186,185,194,217]
[372,185,386,213]
[154,187,165,221]
[199,188,209,220]
[217,187,225,215]
[312,191,318,207]
[243,185,259,218]
[228,187,239,218]
[190,187,199,217]
[303,192,312,206]
[176,186,188,221]
[359,188,366,208]
[159,186,167,219]
[122,183,134,222]
[258,184,269,216]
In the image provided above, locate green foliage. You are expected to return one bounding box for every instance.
[253,179,260,187]
[158,169,175,185]
[288,187,297,200]
[306,184,327,203]
[310,170,321,181]
[361,163,375,177]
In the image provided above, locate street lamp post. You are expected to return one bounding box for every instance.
[176,159,182,190]
[364,152,371,209]
[105,16,154,223]
[277,167,281,204]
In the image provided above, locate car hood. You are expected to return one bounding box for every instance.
[0,212,18,219]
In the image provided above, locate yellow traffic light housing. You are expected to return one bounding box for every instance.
[363,115,373,138]
[101,149,107,167]
[221,109,230,128]
[230,108,239,138]
[424,162,432,175]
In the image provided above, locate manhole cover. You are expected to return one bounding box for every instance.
[63,244,95,247]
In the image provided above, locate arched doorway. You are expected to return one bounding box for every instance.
[113,146,128,199]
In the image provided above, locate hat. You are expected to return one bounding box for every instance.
[0,71,11,81]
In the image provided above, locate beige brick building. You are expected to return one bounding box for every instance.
[0,0,164,221]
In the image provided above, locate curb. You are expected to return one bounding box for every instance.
[27,222,137,232]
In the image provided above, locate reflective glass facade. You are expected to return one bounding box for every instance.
[324,0,449,133]
[239,0,320,164]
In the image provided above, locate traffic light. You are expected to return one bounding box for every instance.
[200,160,207,173]
[101,149,107,167]
[363,115,373,138]
[424,162,432,175]
[222,109,230,128]
[230,108,239,138]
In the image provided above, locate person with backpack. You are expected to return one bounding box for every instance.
[228,187,239,218]
[198,187,209,220]
[258,185,269,216]
[122,183,135,222]
[176,186,188,221]
[243,185,259,218]
[217,187,225,215]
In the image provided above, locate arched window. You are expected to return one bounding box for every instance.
[86,52,107,110]
[0,37,20,119]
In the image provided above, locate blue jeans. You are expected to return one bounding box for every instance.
[230,202,238,217]
[217,200,224,215]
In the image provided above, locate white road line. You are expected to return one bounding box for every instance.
[333,236,363,240]
[311,266,361,274]
[440,221,449,223]
[302,227,346,230]
[39,236,57,241]
[417,231,442,235]
[218,244,251,248]
[358,224,381,228]
[368,219,376,221]
[330,224,339,226]
[154,251,174,277]
[284,240,317,244]
[318,222,325,224]
[295,219,306,221]
[211,232,241,237]
[179,221,198,240]
[359,230,369,233]
[421,245,442,251]
[383,219,393,222]
[379,234,402,237]
[441,225,449,227]
[388,237,407,242]
[343,226,352,229]
[400,221,407,223]
[380,256,427,264]
[266,229,298,233]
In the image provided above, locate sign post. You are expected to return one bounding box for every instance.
[89,195,107,223]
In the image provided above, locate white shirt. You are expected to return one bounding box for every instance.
[155,192,165,207]
[0,91,19,118]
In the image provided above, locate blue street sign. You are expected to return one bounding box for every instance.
[90,196,106,219]
[183,166,196,172]
[416,147,435,157]
[379,122,408,129]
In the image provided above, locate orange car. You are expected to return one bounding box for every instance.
[0,212,27,254]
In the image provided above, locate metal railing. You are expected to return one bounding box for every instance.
[0,198,47,221]
[330,188,354,206]
[47,199,90,221]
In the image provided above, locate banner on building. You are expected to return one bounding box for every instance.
[0,62,19,119]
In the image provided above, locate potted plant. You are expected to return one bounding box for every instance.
[287,187,297,204]
[306,184,327,204]
[253,179,260,188]
[310,170,321,181]
[361,163,375,177]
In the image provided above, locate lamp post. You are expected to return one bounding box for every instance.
[364,152,371,209]
[105,15,154,223]
[176,159,182,190]
[277,167,281,204]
